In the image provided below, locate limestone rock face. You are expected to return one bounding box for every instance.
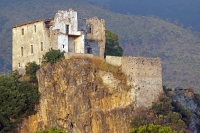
[18,57,162,133]
[19,58,135,133]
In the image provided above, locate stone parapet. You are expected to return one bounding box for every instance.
[64,52,94,59]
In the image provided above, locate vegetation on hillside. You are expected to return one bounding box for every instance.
[130,86,200,132]
[130,124,182,133]
[0,71,40,132]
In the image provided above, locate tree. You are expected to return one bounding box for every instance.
[0,71,40,132]
[42,49,64,64]
[104,30,123,57]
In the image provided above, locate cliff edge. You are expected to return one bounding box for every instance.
[19,57,162,133]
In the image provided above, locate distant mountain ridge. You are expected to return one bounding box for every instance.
[0,0,200,90]
[107,0,200,32]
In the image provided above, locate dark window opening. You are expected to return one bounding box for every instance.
[31,45,33,53]
[66,25,69,34]
[22,28,24,35]
[21,47,23,56]
[63,44,65,48]
[87,25,92,33]
[41,42,43,51]
[18,63,20,68]
[44,19,51,28]
[34,25,36,32]
[87,47,92,54]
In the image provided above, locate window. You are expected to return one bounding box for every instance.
[87,25,92,33]
[66,25,69,34]
[41,42,43,51]
[18,63,21,68]
[87,47,92,54]
[39,58,41,64]
[31,45,33,53]
[34,25,36,32]
[21,47,23,56]
[22,28,24,35]
[63,44,65,48]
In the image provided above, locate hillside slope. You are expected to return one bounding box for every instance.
[0,0,200,89]
[107,0,200,32]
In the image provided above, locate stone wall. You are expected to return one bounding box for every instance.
[106,56,163,107]
[64,52,94,59]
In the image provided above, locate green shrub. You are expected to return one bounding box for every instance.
[25,62,40,83]
[26,62,40,75]
[130,124,182,133]
[35,127,67,133]
[42,49,64,64]
[131,93,187,132]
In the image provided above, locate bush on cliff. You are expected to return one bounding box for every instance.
[0,71,40,132]
[42,48,64,64]
[130,124,182,133]
[35,127,67,133]
[25,62,40,83]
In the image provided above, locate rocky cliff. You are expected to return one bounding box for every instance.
[18,57,162,133]
[173,87,200,133]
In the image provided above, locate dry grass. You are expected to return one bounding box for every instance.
[91,57,126,83]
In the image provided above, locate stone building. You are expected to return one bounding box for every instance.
[12,9,105,74]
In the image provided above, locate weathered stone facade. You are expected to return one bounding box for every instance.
[12,9,105,74]
[106,56,162,107]
[86,17,105,58]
